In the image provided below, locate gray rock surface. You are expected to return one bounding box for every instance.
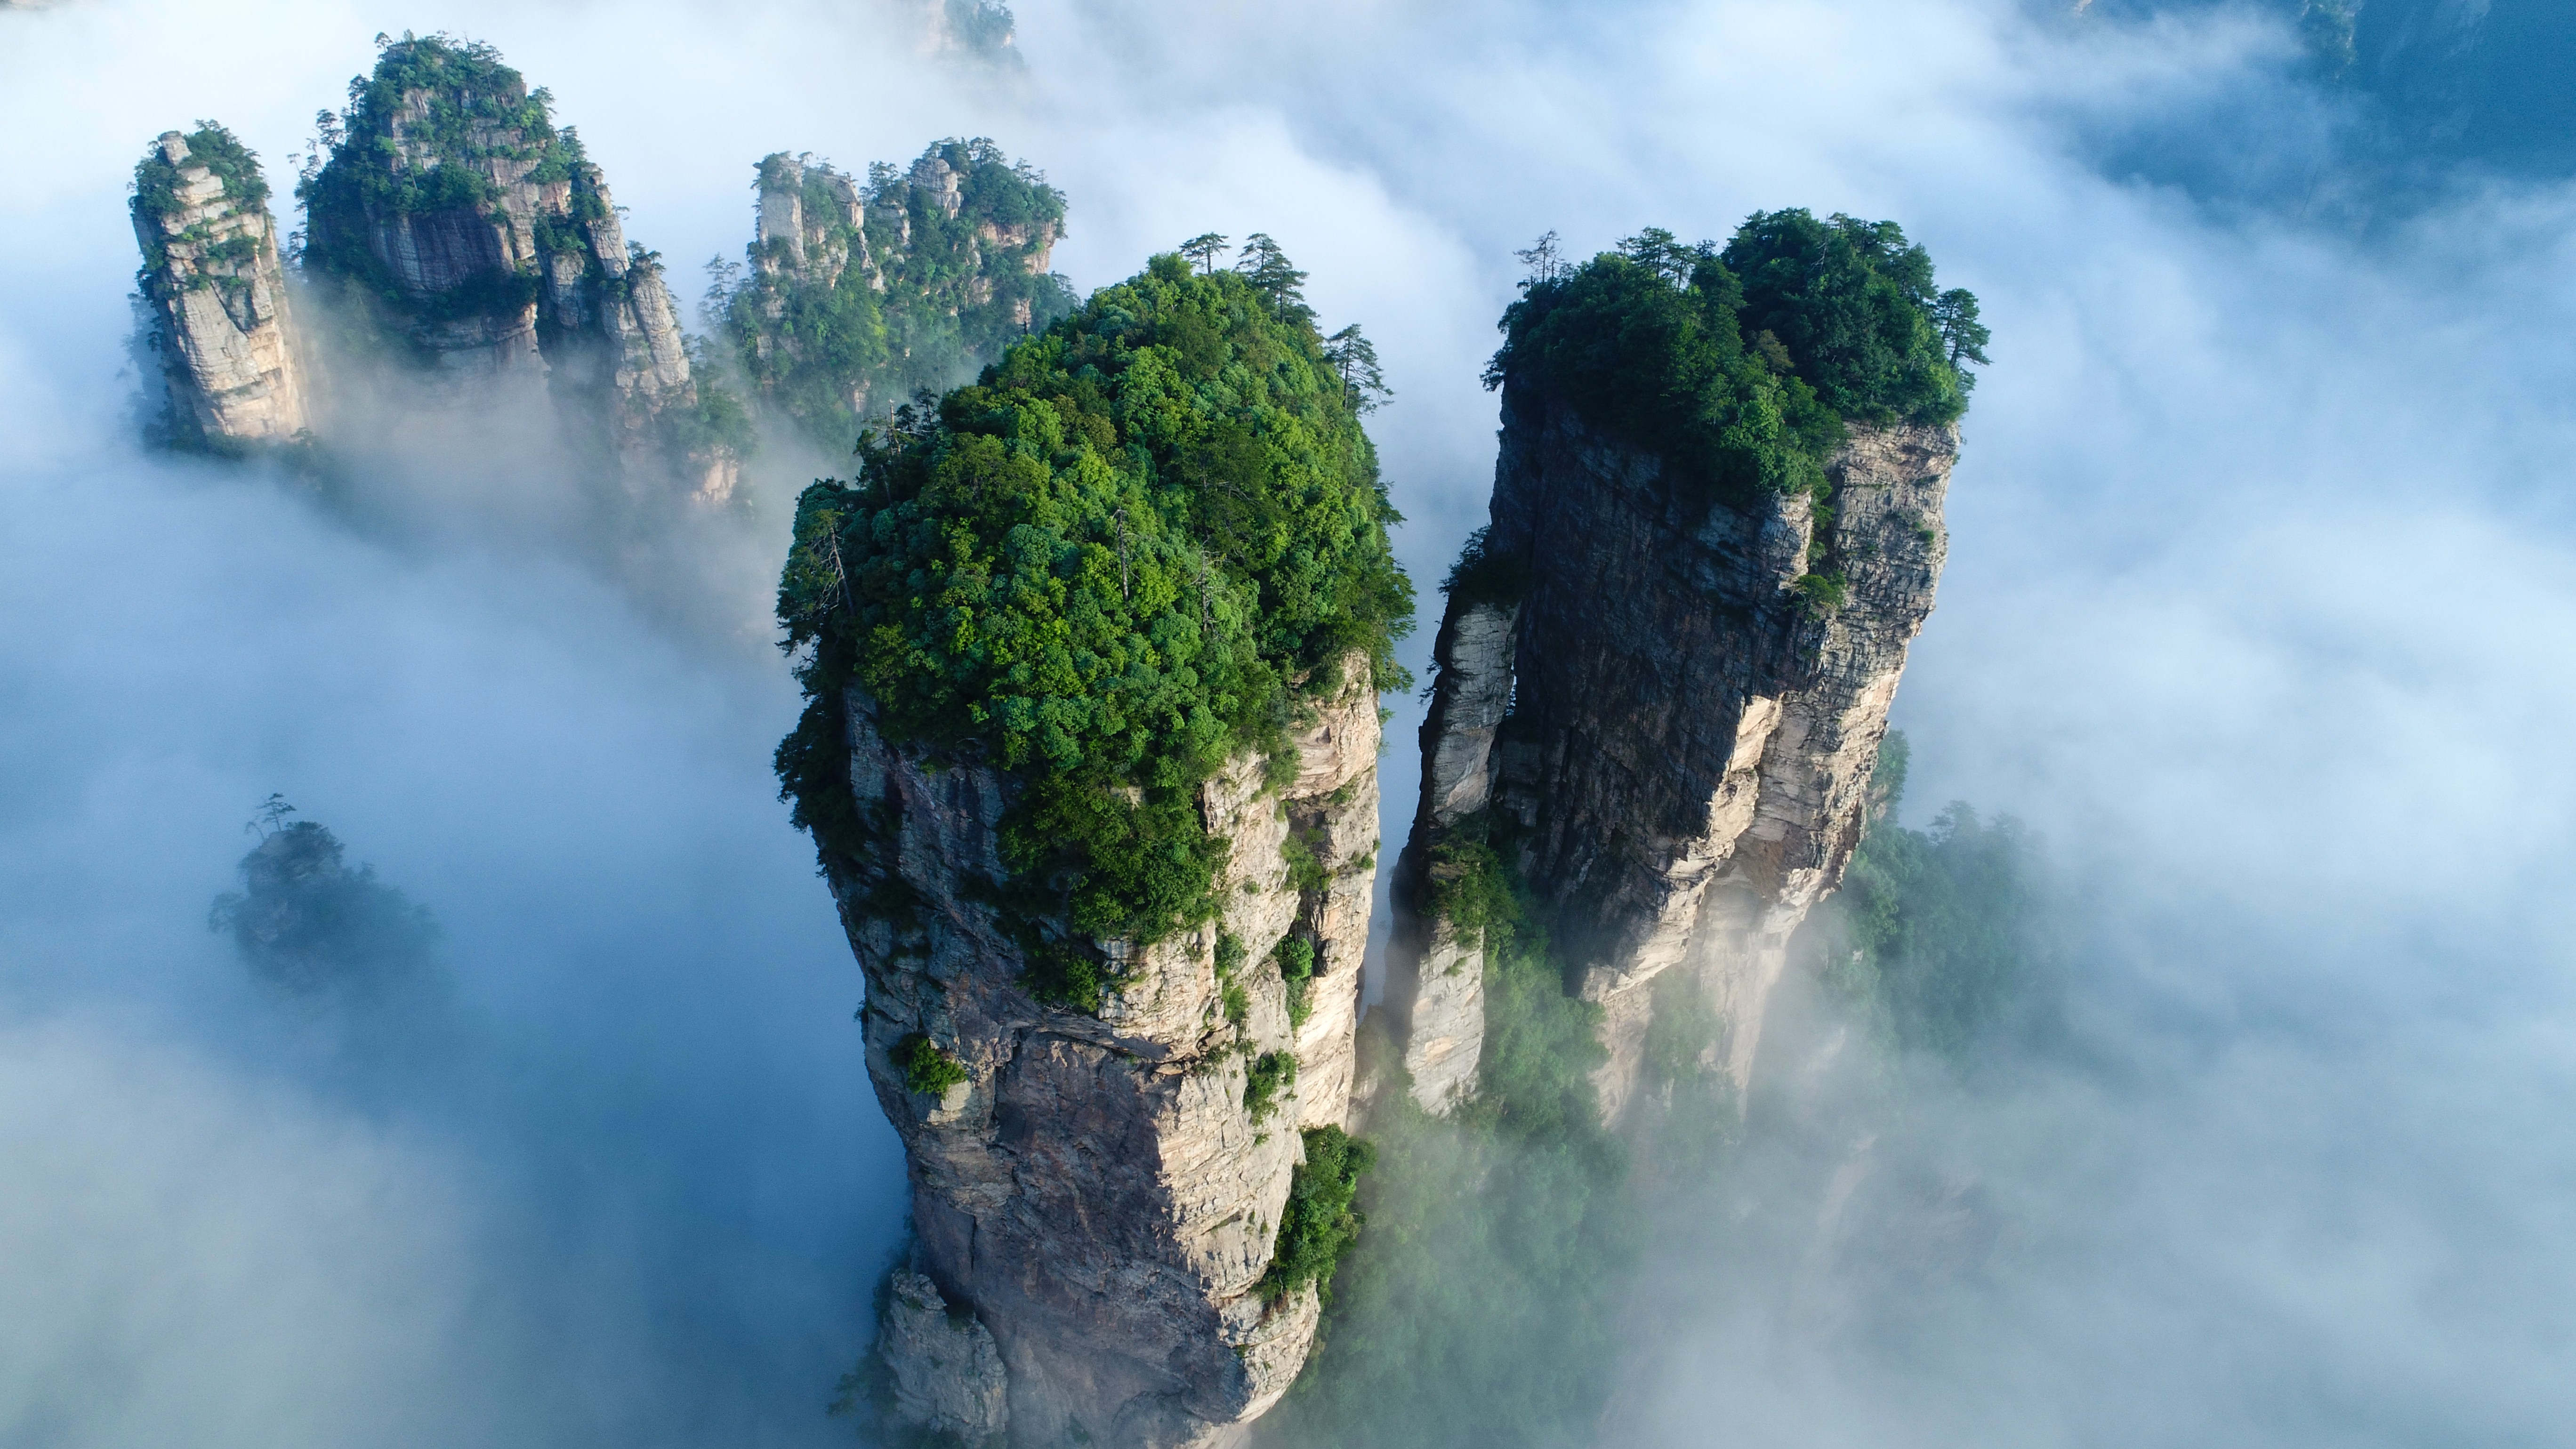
[131,131,307,450]
[1393,389,1956,1125]
[880,1269,1010,1442]
[1384,599,1518,1113]
[830,656,1383,1448]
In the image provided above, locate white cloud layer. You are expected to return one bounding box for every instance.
[4,0,2574,1442]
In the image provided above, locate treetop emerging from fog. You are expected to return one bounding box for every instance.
[1489,210,1986,504]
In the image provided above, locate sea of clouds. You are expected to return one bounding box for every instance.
[4,0,2572,1443]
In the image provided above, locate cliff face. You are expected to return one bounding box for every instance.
[295,36,732,499]
[1393,392,1956,1123]
[718,140,1072,449]
[130,128,307,451]
[836,661,1380,1448]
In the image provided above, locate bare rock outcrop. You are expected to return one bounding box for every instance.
[833,658,1381,1448]
[130,128,307,451]
[1390,391,1956,1124]
[1384,598,1517,1112]
[879,1269,1011,1443]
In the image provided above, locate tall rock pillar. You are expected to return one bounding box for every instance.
[296,35,732,499]
[130,128,307,451]
[1395,391,1956,1123]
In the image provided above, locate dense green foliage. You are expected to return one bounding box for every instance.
[1437,524,1531,610]
[208,805,437,994]
[1486,215,1981,507]
[1724,210,1987,427]
[311,34,572,217]
[1276,934,1317,1028]
[890,1033,969,1096]
[775,246,1412,1000]
[1258,1126,1377,1301]
[1267,836,1632,1449]
[1827,732,2056,1059]
[714,142,1079,451]
[131,123,272,274]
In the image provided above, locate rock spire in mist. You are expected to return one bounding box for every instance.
[296,33,738,499]
[1387,215,1978,1123]
[209,798,437,996]
[130,126,309,452]
[710,139,1073,451]
[126,33,750,504]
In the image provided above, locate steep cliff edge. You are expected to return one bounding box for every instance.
[130,126,308,451]
[714,141,1074,452]
[776,247,1408,1447]
[1388,216,1984,1125]
[295,34,738,497]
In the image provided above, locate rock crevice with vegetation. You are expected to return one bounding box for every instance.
[777,246,1408,1447]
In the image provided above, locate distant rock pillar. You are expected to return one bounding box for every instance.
[130,129,309,451]
[1385,597,1520,1115]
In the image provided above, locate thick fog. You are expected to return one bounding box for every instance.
[5,0,2575,1444]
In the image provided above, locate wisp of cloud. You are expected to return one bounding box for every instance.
[4,0,2574,1444]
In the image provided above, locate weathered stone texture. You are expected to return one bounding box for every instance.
[741,145,1065,419]
[1394,388,1955,1125]
[880,1270,1011,1442]
[302,88,712,490]
[1383,599,1518,1113]
[133,131,307,448]
[833,655,1382,1448]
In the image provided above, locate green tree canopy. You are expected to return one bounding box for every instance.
[776,246,1411,1002]
[1487,212,1981,505]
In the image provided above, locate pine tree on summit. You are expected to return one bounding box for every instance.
[209,800,436,996]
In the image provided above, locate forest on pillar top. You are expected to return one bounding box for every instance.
[773,245,1413,1006]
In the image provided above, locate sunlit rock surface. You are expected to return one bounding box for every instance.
[837,658,1381,1448]
[292,37,725,497]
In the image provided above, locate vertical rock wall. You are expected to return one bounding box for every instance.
[1392,389,1955,1123]
[837,658,1381,1448]
[130,129,307,451]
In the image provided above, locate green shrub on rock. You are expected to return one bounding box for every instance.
[891,1033,970,1097]
[1259,1126,1376,1301]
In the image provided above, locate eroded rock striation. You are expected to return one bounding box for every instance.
[130,127,308,451]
